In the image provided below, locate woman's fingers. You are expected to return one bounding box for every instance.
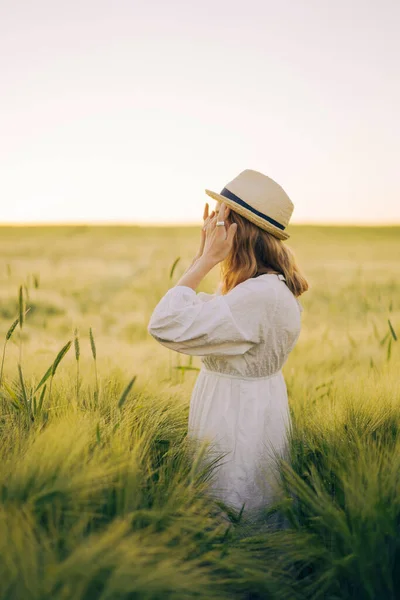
[215,203,227,236]
[200,201,237,263]
[203,210,216,230]
[203,204,217,223]
[217,202,226,222]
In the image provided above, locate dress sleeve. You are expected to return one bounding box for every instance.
[147,281,277,356]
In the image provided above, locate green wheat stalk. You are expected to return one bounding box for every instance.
[18,285,25,365]
[169,257,181,280]
[74,328,80,403]
[387,337,392,362]
[48,340,72,403]
[17,363,30,423]
[0,317,19,389]
[388,319,398,342]
[35,384,47,418]
[117,376,137,409]
[89,328,99,404]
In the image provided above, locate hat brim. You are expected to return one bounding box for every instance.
[204,189,290,241]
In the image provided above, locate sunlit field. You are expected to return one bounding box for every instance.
[0,224,399,600]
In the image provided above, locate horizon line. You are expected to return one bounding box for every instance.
[0,220,399,228]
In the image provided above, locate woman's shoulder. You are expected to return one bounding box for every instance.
[225,274,304,317]
[234,274,282,292]
[225,274,279,309]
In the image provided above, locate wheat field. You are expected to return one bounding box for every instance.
[0,224,399,600]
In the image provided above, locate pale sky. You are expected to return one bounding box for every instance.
[1,0,399,225]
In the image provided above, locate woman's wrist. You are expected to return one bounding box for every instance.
[175,254,217,290]
[190,253,216,270]
[197,254,218,270]
[182,253,204,276]
[192,254,201,266]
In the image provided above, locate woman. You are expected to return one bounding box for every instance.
[148,169,308,518]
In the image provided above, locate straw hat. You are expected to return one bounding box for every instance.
[205,169,294,240]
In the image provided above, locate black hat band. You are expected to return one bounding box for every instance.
[220,187,285,231]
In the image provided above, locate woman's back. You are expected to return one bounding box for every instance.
[200,273,303,378]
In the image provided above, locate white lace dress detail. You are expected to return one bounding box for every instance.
[148,274,303,514]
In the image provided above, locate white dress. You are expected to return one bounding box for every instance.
[147,273,303,515]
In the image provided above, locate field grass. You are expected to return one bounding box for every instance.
[0,224,399,600]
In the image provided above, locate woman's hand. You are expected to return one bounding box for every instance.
[175,202,236,291]
[186,203,215,268]
[202,202,237,265]
[180,203,216,277]
[195,202,215,261]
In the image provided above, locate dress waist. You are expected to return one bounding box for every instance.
[200,366,282,381]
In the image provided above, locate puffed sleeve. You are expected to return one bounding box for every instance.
[147,281,277,356]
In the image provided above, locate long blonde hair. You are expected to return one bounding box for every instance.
[220,210,309,297]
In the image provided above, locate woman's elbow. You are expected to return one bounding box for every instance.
[147,319,176,344]
[147,319,165,341]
